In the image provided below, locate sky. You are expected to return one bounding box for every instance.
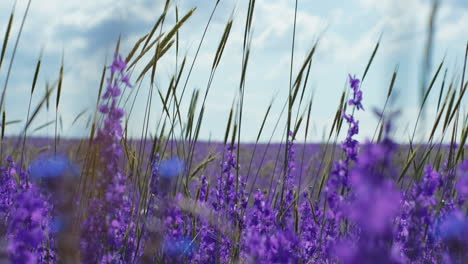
[0,0,467,143]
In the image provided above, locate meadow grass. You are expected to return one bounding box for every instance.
[0,0,467,263]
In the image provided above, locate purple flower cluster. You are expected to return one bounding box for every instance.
[334,74,364,187]
[0,157,17,228]
[317,74,366,260]
[211,145,248,228]
[81,53,137,263]
[8,185,55,264]
[395,166,443,261]
[132,74,466,263]
[0,157,56,264]
[2,61,468,264]
[339,136,403,263]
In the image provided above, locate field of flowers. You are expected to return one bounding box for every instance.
[1,0,468,263]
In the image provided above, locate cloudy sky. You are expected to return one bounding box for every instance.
[0,0,467,143]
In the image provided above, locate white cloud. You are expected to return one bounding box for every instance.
[0,0,466,142]
[357,0,431,50]
[252,0,327,49]
[436,8,468,43]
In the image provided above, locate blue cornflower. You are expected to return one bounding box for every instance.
[435,209,468,241]
[29,155,77,180]
[159,157,185,179]
[164,237,197,257]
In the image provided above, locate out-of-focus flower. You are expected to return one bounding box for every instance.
[159,157,185,179]
[337,116,403,264]
[349,138,401,227]
[456,160,468,199]
[164,237,197,257]
[29,155,78,180]
[348,181,401,234]
[434,209,468,262]
[50,217,65,234]
[334,238,406,264]
[435,209,468,242]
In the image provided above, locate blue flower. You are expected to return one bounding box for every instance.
[159,157,184,179]
[29,155,78,180]
[51,216,65,234]
[164,237,196,257]
[435,210,468,241]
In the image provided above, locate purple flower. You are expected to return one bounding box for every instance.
[80,199,106,263]
[244,227,299,263]
[348,181,401,234]
[0,158,18,221]
[348,74,364,111]
[350,143,400,226]
[334,238,405,264]
[335,119,404,263]
[298,192,321,260]
[280,131,297,221]
[81,53,138,263]
[99,104,109,114]
[328,75,363,191]
[349,74,360,90]
[394,165,444,261]
[110,54,127,74]
[8,185,55,264]
[321,74,365,258]
[121,73,133,88]
[192,222,216,264]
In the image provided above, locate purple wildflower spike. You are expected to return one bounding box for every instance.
[81,53,137,263]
